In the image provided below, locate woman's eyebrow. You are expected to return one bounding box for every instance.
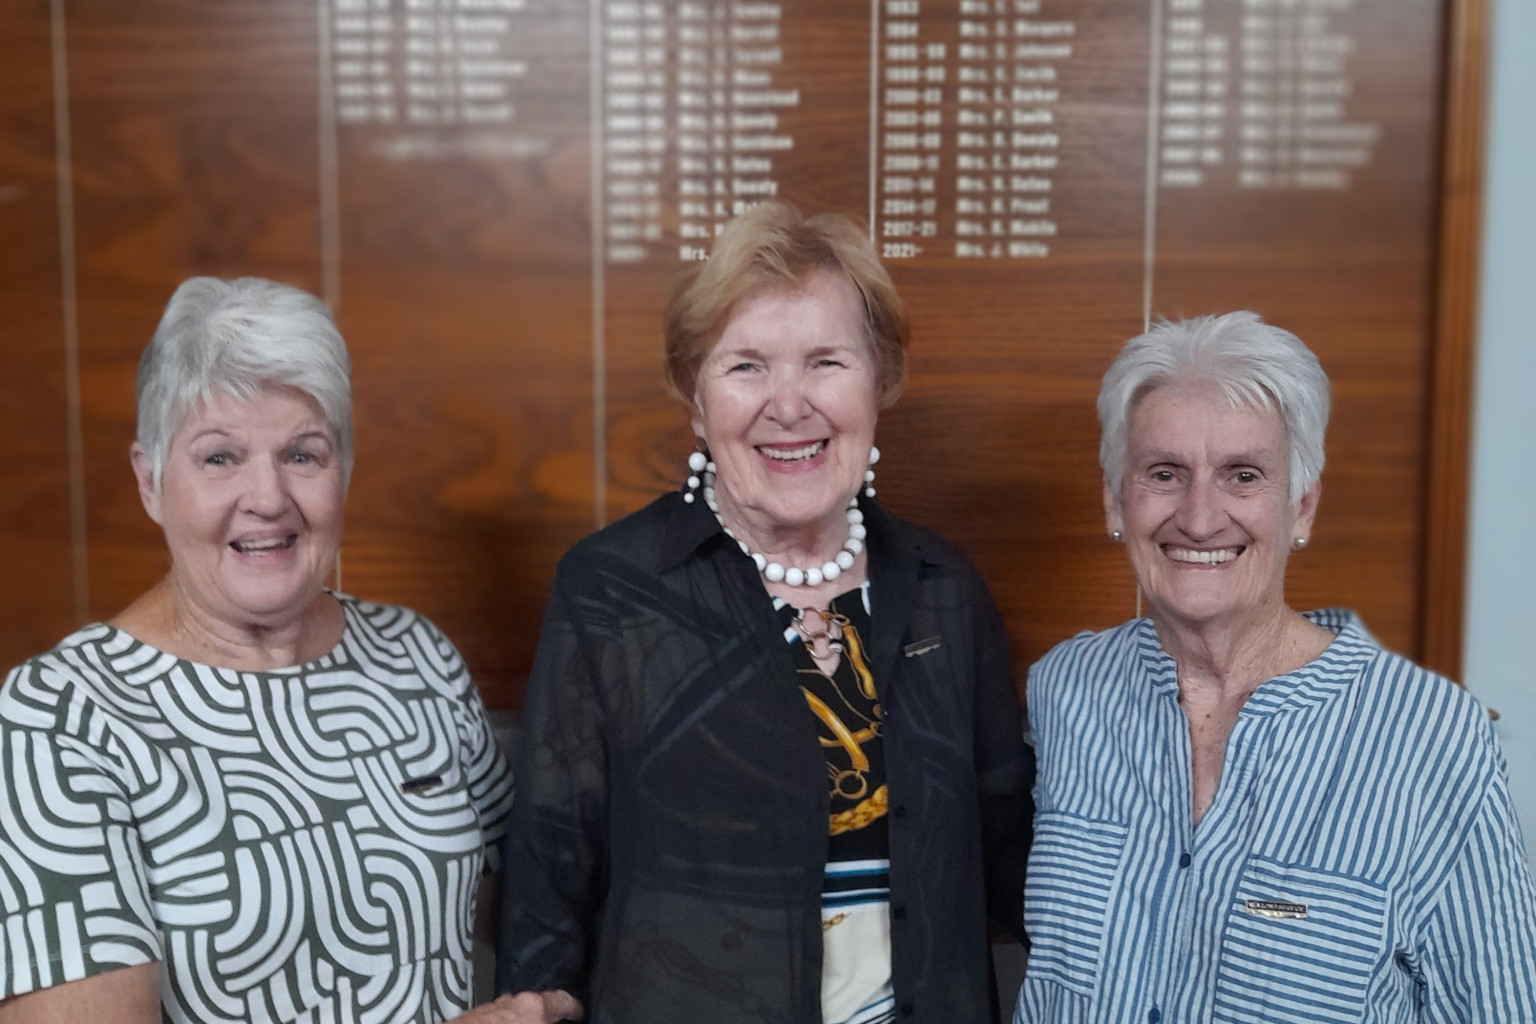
[1217,447,1282,465]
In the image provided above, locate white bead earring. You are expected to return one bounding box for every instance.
[683,450,713,504]
[864,445,879,498]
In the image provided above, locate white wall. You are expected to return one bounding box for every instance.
[1463,0,1536,863]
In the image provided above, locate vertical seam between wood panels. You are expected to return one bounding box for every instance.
[1141,0,1163,333]
[317,0,342,312]
[591,0,607,528]
[50,0,88,625]
[316,0,345,591]
[868,0,880,237]
[1135,0,1165,622]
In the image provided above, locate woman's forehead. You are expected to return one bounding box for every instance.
[175,385,332,438]
[1128,384,1286,453]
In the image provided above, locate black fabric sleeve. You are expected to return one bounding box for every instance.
[970,570,1033,947]
[495,560,611,1003]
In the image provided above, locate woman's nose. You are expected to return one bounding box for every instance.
[241,458,293,517]
[766,368,811,424]
[1175,475,1225,539]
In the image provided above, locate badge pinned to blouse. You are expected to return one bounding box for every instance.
[903,636,942,658]
[400,773,444,794]
[1244,899,1309,920]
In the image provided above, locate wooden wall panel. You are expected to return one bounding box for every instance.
[332,0,595,684]
[61,0,326,625]
[0,0,1478,704]
[0,2,76,668]
[1421,0,1488,680]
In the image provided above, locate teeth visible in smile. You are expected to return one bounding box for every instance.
[760,441,826,462]
[1166,547,1240,564]
[232,536,294,554]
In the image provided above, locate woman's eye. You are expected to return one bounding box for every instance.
[204,453,231,467]
[287,446,331,468]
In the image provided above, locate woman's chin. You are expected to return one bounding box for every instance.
[203,576,330,629]
[759,498,853,535]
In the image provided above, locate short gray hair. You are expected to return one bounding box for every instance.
[137,277,353,487]
[1097,311,1330,501]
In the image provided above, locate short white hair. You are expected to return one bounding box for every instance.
[136,277,353,487]
[1098,311,1330,502]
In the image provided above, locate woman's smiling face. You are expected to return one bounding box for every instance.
[135,386,345,633]
[1106,382,1319,634]
[691,269,879,546]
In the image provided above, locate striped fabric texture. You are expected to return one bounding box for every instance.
[0,595,513,1023]
[1015,610,1536,1024]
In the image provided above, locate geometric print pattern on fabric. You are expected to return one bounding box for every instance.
[0,594,514,1023]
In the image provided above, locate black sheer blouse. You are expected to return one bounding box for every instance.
[497,492,1032,1024]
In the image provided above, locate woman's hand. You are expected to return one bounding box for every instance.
[455,991,584,1023]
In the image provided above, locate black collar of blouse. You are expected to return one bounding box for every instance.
[654,488,964,688]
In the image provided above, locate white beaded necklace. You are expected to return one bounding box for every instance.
[684,449,876,587]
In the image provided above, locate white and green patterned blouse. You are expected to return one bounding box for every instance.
[0,594,514,1023]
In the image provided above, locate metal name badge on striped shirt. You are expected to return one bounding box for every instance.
[1243,899,1308,920]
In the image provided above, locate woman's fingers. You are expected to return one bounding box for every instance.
[539,990,584,1021]
[475,990,584,1023]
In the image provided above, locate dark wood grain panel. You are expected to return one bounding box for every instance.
[0,0,1473,705]
[0,1,76,667]
[1420,0,1487,680]
[328,0,594,704]
[61,0,326,624]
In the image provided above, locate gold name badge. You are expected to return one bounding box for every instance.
[1244,899,1309,920]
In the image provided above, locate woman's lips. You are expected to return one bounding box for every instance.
[756,440,828,463]
[230,534,298,555]
[1163,545,1243,565]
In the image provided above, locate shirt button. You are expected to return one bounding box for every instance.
[1178,852,1191,869]
[1148,1009,1162,1024]
[894,805,908,819]
[892,906,907,921]
[900,1003,914,1017]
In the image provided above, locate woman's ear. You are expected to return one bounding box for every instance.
[130,443,163,526]
[690,389,706,442]
[1102,475,1124,539]
[1292,480,1322,545]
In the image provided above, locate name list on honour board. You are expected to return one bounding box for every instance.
[327,0,1385,261]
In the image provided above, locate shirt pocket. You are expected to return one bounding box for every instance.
[1023,811,1128,996]
[1211,856,1389,1024]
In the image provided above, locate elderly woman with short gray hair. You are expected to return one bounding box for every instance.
[1015,312,1536,1023]
[0,277,530,1023]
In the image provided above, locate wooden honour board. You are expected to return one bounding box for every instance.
[1,0,1464,706]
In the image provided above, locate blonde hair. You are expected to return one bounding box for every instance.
[663,201,910,409]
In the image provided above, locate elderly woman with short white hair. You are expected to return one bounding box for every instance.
[1015,312,1536,1023]
[0,277,528,1023]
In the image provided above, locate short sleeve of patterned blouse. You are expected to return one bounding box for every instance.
[0,600,516,1017]
[0,649,165,998]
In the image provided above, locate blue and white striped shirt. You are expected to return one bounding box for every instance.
[1015,610,1536,1024]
